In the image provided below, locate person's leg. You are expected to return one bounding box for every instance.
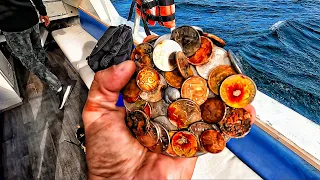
[29,24,47,64]
[3,28,62,92]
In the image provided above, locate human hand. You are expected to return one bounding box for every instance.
[244,104,256,124]
[40,15,50,27]
[82,61,197,180]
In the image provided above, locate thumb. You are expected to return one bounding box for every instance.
[83,61,135,127]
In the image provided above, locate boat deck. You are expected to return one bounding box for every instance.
[0,48,88,179]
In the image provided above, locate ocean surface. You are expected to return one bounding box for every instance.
[112,0,320,124]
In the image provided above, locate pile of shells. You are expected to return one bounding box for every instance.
[123,26,257,157]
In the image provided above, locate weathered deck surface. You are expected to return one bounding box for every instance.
[0,48,88,180]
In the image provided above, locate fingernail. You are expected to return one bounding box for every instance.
[116,61,130,71]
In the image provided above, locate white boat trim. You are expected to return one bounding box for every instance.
[255,119,320,170]
[253,92,320,169]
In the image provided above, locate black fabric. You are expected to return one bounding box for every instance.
[0,0,47,32]
[142,15,152,36]
[132,0,175,35]
[140,0,174,9]
[146,13,175,22]
[158,0,174,6]
[156,1,164,26]
[140,4,152,36]
[127,0,136,21]
[128,0,151,36]
[87,25,133,72]
[32,0,47,16]
[141,1,157,9]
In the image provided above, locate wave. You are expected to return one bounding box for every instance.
[236,19,320,123]
[270,21,285,31]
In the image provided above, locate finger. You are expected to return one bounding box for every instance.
[243,104,256,124]
[83,61,135,127]
[91,60,135,102]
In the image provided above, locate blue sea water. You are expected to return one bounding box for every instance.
[112,0,320,124]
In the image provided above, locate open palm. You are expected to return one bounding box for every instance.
[83,61,197,179]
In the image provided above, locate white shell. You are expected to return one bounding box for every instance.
[164,87,181,104]
[191,26,203,33]
[196,46,231,79]
[153,40,182,71]
[154,34,171,47]
[149,100,169,119]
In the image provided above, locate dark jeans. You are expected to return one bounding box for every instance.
[3,24,62,92]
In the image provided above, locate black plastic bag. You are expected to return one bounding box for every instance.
[87,24,133,72]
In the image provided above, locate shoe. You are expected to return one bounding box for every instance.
[58,82,75,109]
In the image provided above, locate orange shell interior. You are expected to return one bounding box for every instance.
[188,36,213,65]
[220,75,256,108]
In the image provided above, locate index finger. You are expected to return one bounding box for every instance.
[243,104,256,124]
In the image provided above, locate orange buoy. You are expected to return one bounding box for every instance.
[136,0,176,29]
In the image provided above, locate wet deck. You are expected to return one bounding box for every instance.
[0,47,88,179]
